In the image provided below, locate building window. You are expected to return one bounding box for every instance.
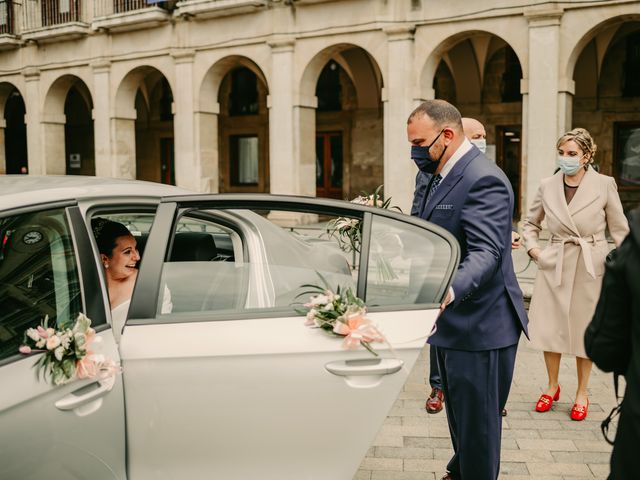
[623,32,640,97]
[500,48,522,103]
[229,68,258,116]
[230,135,259,186]
[614,122,640,187]
[316,62,342,112]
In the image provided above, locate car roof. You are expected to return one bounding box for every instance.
[0,175,192,211]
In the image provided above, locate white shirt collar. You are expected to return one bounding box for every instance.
[439,138,473,180]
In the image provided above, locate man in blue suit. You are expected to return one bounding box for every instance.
[407,100,528,480]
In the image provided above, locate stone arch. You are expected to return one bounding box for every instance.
[418,30,526,101]
[0,82,27,174]
[42,75,94,175]
[571,15,640,210]
[197,56,270,193]
[564,13,640,84]
[112,65,175,181]
[419,30,525,218]
[298,43,384,199]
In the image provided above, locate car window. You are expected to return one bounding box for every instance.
[0,208,83,362]
[157,209,358,316]
[365,215,453,306]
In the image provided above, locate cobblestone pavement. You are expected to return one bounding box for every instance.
[354,244,621,480]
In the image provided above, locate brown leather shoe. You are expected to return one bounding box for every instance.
[440,473,455,480]
[426,387,444,414]
[501,408,508,417]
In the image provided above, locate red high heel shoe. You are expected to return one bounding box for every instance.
[535,385,560,412]
[570,399,589,421]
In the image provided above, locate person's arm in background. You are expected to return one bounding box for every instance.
[604,177,630,247]
[522,184,545,262]
[411,171,429,216]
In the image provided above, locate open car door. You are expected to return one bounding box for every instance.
[121,195,459,479]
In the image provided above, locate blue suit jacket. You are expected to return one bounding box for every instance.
[417,146,528,351]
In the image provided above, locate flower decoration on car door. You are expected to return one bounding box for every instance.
[19,313,120,386]
[297,276,388,356]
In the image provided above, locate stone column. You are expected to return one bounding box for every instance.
[172,49,199,191]
[268,36,298,195]
[383,25,416,213]
[523,7,564,213]
[92,59,112,177]
[195,102,219,193]
[24,68,42,175]
[0,119,6,174]
[110,110,137,179]
[41,113,66,175]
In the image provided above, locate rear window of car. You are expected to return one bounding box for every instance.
[0,208,82,362]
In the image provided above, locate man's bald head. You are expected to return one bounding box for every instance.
[461,117,486,140]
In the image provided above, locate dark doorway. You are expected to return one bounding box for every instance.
[65,86,95,176]
[160,137,175,185]
[316,131,344,199]
[4,90,27,174]
[496,125,522,219]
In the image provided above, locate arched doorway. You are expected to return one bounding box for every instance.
[431,34,524,218]
[3,87,27,174]
[135,74,174,184]
[64,84,95,176]
[217,65,269,193]
[307,45,383,200]
[572,20,640,211]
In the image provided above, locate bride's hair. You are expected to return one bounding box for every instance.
[91,217,133,257]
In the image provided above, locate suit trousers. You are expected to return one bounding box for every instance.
[429,345,442,389]
[436,343,518,480]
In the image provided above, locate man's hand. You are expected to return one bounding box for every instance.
[511,231,521,250]
[440,288,453,314]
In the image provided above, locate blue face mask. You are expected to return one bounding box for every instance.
[411,130,446,174]
[556,155,584,176]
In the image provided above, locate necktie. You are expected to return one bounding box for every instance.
[426,174,442,205]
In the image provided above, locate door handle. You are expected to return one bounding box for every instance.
[55,375,116,412]
[325,358,404,377]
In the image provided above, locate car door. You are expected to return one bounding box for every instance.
[121,195,459,480]
[0,205,126,480]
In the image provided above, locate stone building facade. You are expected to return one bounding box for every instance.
[0,0,639,217]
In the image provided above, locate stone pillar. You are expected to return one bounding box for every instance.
[294,94,317,198]
[0,119,6,174]
[41,113,66,175]
[92,59,112,177]
[383,25,416,213]
[110,111,137,179]
[195,103,219,193]
[268,36,299,195]
[523,7,564,213]
[24,68,42,175]
[172,50,199,191]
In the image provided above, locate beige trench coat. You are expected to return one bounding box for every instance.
[523,168,629,358]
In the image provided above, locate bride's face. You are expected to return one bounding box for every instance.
[103,235,140,280]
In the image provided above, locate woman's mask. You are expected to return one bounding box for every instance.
[556,155,584,176]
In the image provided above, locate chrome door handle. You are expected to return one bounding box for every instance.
[55,375,115,411]
[325,358,403,376]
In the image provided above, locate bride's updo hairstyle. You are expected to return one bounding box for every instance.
[91,217,132,258]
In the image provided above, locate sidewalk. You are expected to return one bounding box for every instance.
[354,245,621,480]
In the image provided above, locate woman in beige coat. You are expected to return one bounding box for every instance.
[523,128,629,421]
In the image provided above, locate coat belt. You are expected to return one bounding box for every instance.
[549,232,606,287]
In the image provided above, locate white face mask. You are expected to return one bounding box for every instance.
[471,138,487,154]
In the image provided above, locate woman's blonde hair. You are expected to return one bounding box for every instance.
[556,128,597,164]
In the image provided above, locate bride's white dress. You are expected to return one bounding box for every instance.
[111,285,173,342]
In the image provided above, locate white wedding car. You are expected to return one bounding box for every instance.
[0,176,458,480]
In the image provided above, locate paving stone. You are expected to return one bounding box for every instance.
[402,459,445,473]
[552,451,612,464]
[374,447,433,459]
[359,457,403,471]
[526,462,592,476]
[500,462,530,475]
[371,472,435,480]
[573,440,613,452]
[516,438,578,451]
[589,462,611,478]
